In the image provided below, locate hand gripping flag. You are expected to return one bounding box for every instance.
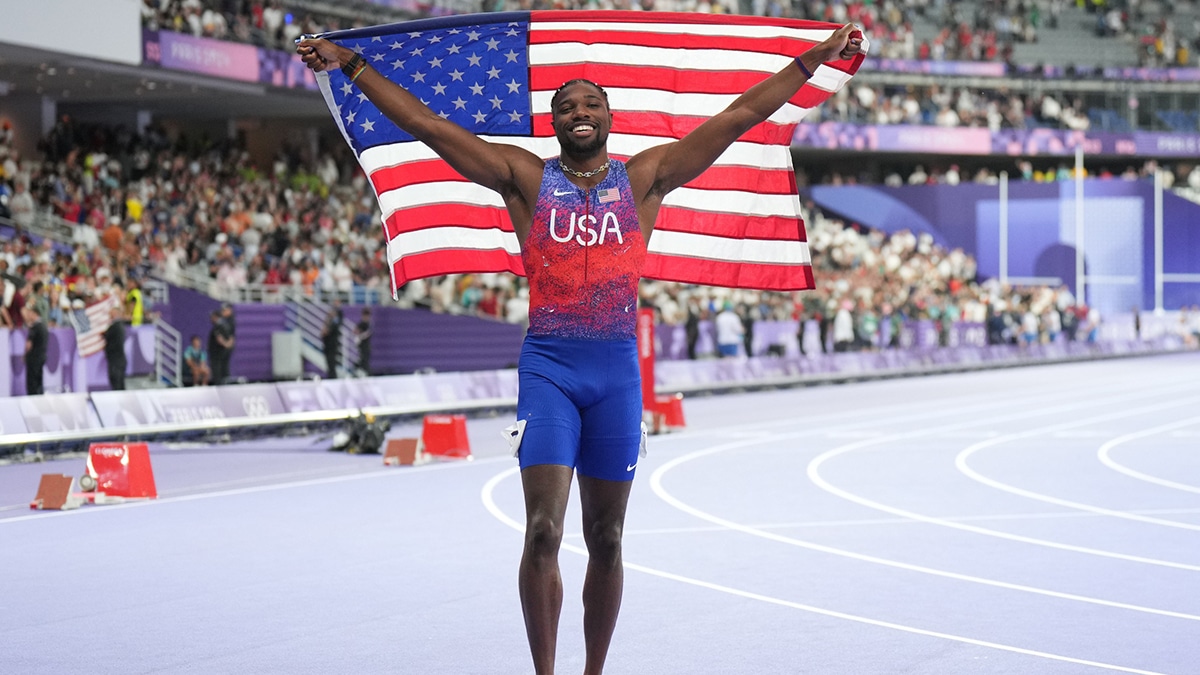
[313,11,867,293]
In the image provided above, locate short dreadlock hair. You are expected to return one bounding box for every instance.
[550,79,609,111]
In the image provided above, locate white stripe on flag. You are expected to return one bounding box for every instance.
[661,187,801,218]
[647,230,812,265]
[386,227,521,263]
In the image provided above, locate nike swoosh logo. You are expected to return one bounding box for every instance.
[553,189,574,196]
[626,463,637,472]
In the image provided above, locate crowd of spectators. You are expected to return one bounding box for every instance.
[816,83,1100,132]
[5,112,1198,363]
[4,113,394,305]
[141,0,356,50]
[1083,0,1200,67]
[140,0,1200,69]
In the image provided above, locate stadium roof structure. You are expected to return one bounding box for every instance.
[0,40,328,121]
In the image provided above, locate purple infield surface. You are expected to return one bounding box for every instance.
[2,353,1199,674]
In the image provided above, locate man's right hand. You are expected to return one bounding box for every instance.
[297,38,348,73]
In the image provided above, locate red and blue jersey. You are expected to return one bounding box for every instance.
[523,159,646,340]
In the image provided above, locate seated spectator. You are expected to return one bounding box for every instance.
[183,334,212,387]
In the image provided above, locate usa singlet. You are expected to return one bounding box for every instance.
[512,159,648,481]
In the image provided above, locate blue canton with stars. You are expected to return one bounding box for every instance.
[327,19,532,154]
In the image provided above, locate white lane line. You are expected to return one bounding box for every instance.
[808,388,1200,572]
[1098,418,1200,495]
[649,436,1200,622]
[611,506,1200,536]
[955,405,1200,532]
[1,456,511,525]
[480,466,1169,675]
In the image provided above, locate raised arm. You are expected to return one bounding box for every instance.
[627,23,863,201]
[297,38,543,198]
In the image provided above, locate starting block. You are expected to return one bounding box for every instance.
[646,393,687,435]
[81,442,158,501]
[421,414,472,459]
[383,437,428,466]
[30,474,83,510]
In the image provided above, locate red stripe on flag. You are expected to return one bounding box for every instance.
[654,208,807,241]
[370,160,468,194]
[383,204,512,239]
[681,166,798,195]
[392,249,525,288]
[643,255,815,291]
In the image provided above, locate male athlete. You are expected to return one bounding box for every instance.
[299,23,862,674]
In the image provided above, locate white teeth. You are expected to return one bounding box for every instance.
[572,124,593,132]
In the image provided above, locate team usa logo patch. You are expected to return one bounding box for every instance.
[597,187,620,204]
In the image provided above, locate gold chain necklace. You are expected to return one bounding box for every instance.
[559,159,610,179]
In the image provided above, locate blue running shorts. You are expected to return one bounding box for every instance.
[514,335,643,482]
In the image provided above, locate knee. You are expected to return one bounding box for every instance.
[584,520,623,566]
[524,513,563,559]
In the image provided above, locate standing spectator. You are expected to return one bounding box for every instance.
[8,181,36,229]
[183,334,211,386]
[23,305,48,395]
[321,299,343,379]
[684,297,702,360]
[1020,305,1040,345]
[208,309,234,385]
[1085,306,1102,343]
[29,281,49,323]
[1042,306,1063,343]
[125,278,145,326]
[818,298,835,354]
[833,299,856,352]
[1,259,25,329]
[103,305,127,391]
[739,305,755,357]
[714,302,744,358]
[354,307,373,376]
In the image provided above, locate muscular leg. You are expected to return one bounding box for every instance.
[577,474,634,675]
[519,464,574,675]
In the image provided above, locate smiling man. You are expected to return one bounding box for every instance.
[299,23,862,675]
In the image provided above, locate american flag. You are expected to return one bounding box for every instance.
[315,11,866,292]
[74,294,119,357]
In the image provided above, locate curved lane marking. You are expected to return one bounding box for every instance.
[956,405,1200,531]
[1098,417,1200,495]
[481,465,1169,675]
[808,388,1200,572]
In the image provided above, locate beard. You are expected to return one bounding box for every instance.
[556,124,608,159]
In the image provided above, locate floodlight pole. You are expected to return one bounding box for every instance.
[1154,167,1164,315]
[1075,146,1085,305]
[999,171,1009,286]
